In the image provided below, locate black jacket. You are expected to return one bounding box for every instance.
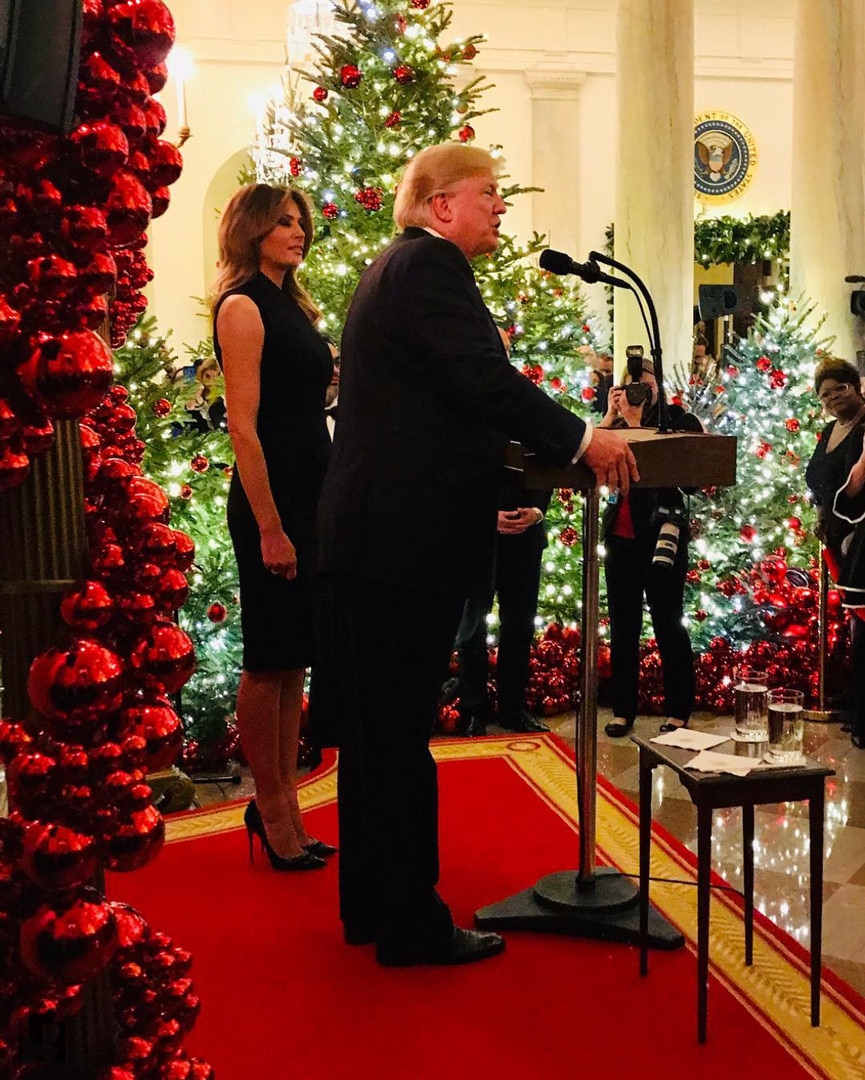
[317,228,586,595]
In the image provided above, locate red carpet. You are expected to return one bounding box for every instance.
[110,737,865,1079]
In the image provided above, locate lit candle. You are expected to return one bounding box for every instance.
[167,47,194,132]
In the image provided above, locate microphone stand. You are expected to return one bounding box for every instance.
[588,250,673,434]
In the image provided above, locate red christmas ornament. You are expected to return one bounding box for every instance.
[129,620,196,694]
[172,529,195,570]
[148,140,184,187]
[458,125,475,143]
[739,524,757,543]
[521,363,544,385]
[559,526,579,547]
[69,120,130,178]
[150,185,171,219]
[179,483,193,500]
[340,64,363,89]
[206,602,228,623]
[755,355,772,373]
[115,475,171,530]
[100,805,165,872]
[462,43,478,60]
[61,580,115,632]
[17,330,114,420]
[21,822,98,890]
[0,444,30,492]
[105,169,152,247]
[321,202,339,221]
[393,64,415,84]
[115,696,183,771]
[107,0,176,67]
[312,87,328,103]
[353,187,383,212]
[153,397,172,417]
[411,0,431,7]
[785,417,800,433]
[146,61,169,95]
[769,368,787,390]
[20,886,119,985]
[154,568,189,611]
[580,387,596,402]
[77,250,118,295]
[394,13,407,33]
[190,453,209,473]
[0,295,21,347]
[27,254,79,300]
[289,156,302,176]
[28,638,125,729]
[0,721,33,770]
[385,110,402,128]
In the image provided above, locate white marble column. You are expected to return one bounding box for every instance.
[614,0,694,381]
[790,0,865,365]
[525,69,585,259]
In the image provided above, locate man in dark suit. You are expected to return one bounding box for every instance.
[316,143,638,967]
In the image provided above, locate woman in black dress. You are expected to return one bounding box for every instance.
[212,184,335,867]
[805,358,865,749]
[598,357,702,738]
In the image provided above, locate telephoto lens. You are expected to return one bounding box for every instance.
[652,522,680,567]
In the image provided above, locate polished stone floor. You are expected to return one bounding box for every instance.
[545,706,865,999]
[188,706,865,1001]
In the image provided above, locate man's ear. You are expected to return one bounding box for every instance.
[428,191,453,226]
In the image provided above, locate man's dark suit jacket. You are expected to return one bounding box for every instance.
[317,226,587,597]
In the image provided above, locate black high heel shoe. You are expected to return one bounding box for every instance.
[658,718,690,733]
[303,838,338,857]
[243,800,326,871]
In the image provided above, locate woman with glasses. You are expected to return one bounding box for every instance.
[805,359,865,749]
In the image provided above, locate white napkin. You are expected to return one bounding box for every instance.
[686,750,762,776]
[650,729,729,751]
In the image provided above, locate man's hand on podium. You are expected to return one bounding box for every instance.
[582,428,640,495]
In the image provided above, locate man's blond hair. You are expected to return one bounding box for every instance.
[393,143,504,230]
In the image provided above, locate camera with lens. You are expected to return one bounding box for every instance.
[612,345,651,406]
[651,500,688,568]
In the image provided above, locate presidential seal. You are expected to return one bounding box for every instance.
[694,111,757,204]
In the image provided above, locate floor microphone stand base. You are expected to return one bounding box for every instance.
[475,867,683,948]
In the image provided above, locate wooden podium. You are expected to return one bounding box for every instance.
[475,428,737,946]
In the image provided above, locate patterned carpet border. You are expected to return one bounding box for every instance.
[164,736,865,1079]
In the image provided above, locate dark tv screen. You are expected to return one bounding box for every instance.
[0,0,82,134]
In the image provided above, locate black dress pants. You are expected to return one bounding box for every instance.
[604,533,695,723]
[456,534,544,722]
[325,575,465,948]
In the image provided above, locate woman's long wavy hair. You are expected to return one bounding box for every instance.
[211,184,321,324]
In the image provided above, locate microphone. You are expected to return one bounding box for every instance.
[539,249,628,289]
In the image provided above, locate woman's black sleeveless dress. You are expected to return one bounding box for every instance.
[214,273,332,671]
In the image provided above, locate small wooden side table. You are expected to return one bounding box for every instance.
[632,733,835,1043]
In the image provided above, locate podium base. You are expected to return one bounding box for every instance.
[475,867,684,949]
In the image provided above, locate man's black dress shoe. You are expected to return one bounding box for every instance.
[499,709,549,734]
[604,718,635,738]
[459,711,489,738]
[376,926,505,967]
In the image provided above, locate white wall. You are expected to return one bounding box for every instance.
[147,0,797,347]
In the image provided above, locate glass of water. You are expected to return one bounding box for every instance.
[766,688,805,764]
[733,666,769,741]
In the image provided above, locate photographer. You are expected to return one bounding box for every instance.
[598,351,701,737]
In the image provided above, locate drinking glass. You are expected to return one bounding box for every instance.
[733,666,768,741]
[766,689,805,764]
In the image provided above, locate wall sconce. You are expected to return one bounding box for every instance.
[167,46,195,148]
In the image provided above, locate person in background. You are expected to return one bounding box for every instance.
[454,326,552,737]
[185,355,227,433]
[212,183,336,870]
[316,143,638,967]
[598,356,701,738]
[590,352,615,416]
[805,358,865,750]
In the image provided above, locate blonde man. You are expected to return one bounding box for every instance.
[316,143,637,967]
